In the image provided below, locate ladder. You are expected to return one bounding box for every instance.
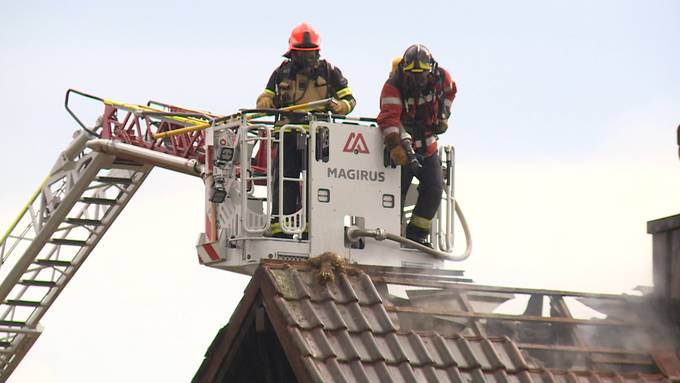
[0,89,223,381]
[0,130,152,380]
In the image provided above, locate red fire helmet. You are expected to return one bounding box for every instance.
[287,23,320,52]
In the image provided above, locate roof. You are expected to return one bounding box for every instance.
[193,259,680,383]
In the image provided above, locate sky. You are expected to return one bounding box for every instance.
[1,0,679,381]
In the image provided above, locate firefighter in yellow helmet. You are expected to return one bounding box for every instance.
[256,23,356,230]
[378,44,457,248]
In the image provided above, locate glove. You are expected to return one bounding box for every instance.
[329,98,350,115]
[384,133,400,150]
[434,119,448,134]
[390,145,409,166]
[256,92,275,109]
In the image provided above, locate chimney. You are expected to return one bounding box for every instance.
[648,214,680,299]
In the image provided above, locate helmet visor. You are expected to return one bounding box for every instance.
[403,60,432,73]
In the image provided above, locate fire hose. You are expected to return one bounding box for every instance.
[346,199,472,262]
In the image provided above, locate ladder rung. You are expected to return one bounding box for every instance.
[6,300,41,307]
[19,280,57,287]
[80,197,118,206]
[0,320,25,327]
[36,259,72,267]
[66,218,102,226]
[50,238,87,247]
[96,176,133,185]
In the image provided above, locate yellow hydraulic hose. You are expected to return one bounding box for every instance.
[152,98,333,140]
[103,99,207,127]
[151,121,215,140]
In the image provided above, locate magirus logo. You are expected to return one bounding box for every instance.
[327,167,385,182]
[342,132,369,154]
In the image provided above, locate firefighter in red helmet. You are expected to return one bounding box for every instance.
[257,23,355,113]
[256,23,356,233]
[377,44,457,248]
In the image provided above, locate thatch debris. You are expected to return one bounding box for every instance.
[306,252,359,284]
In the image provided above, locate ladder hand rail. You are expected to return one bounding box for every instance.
[276,125,307,235]
[0,177,47,264]
[2,129,93,266]
[437,146,455,251]
[239,125,273,234]
[64,89,103,138]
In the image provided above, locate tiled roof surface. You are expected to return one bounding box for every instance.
[194,261,680,383]
[264,265,672,382]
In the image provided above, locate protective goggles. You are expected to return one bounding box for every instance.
[403,60,432,73]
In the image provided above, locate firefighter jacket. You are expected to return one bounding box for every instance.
[377,67,457,157]
[261,59,356,113]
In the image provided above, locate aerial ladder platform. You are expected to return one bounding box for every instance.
[0,90,470,381]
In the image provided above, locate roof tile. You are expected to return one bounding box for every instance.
[273,296,323,329]
[292,326,334,360]
[307,300,347,331]
[325,329,361,362]
[359,301,397,334]
[412,364,441,382]
[390,361,420,383]
[465,368,491,383]
[425,333,460,368]
[378,332,410,364]
[334,301,372,332]
[500,336,531,371]
[346,331,385,362]
[360,360,394,382]
[516,370,538,383]
[435,366,467,383]
[302,354,327,383]
[455,335,484,369]
[350,272,384,306]
[400,332,436,366]
[481,337,509,370]
[269,268,310,300]
[495,369,513,383]
[345,359,373,383]
[320,357,350,383]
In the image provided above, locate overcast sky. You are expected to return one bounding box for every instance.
[1,1,679,381]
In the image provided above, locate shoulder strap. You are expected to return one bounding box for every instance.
[319,60,333,98]
[274,61,295,88]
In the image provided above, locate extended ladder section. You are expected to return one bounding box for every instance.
[0,132,152,379]
[0,90,213,381]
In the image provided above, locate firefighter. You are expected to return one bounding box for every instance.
[256,23,356,232]
[377,44,457,248]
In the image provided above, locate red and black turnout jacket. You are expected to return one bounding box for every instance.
[377,67,457,157]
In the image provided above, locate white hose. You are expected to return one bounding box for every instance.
[450,201,472,261]
[346,201,472,262]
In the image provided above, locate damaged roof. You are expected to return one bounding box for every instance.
[193,259,680,383]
